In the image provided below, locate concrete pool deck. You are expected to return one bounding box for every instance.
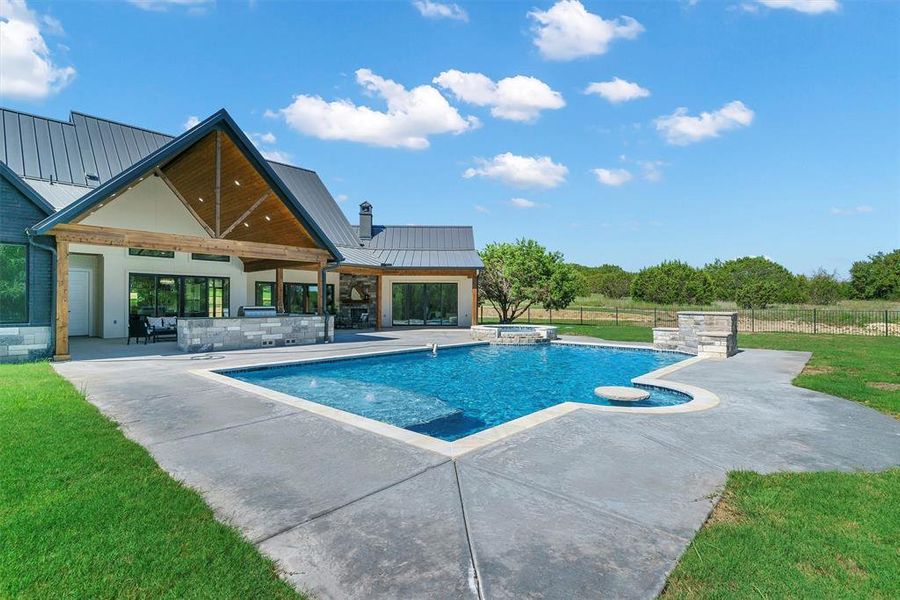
[55,330,900,599]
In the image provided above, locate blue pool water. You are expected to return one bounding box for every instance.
[226,344,690,442]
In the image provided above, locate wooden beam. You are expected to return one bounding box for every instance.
[375,274,382,330]
[317,262,326,316]
[241,259,319,273]
[215,129,221,236]
[54,241,70,361]
[219,192,269,239]
[335,266,479,278]
[275,267,285,313]
[49,223,332,263]
[155,169,216,238]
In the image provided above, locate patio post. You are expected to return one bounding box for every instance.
[54,240,70,361]
[375,275,382,330]
[275,267,285,313]
[317,261,326,315]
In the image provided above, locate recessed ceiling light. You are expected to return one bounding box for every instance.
[264,215,271,221]
[243,222,249,228]
[198,197,204,203]
[234,180,240,186]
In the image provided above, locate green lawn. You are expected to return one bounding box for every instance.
[0,362,302,599]
[555,324,900,597]
[662,469,900,599]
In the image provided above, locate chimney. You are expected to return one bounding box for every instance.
[359,201,373,240]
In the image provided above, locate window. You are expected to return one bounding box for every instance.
[129,248,174,259]
[254,281,335,313]
[129,274,230,318]
[192,253,230,262]
[392,283,457,326]
[255,282,274,307]
[0,243,27,324]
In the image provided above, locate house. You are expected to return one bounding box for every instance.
[0,107,481,362]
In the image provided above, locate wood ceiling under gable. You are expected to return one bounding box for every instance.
[154,130,323,266]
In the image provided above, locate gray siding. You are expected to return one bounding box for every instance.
[0,175,54,326]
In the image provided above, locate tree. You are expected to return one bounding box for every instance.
[478,239,581,323]
[850,250,900,300]
[703,256,804,308]
[576,264,633,298]
[631,261,713,305]
[804,269,845,305]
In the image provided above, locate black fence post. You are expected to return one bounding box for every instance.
[653,308,657,328]
[528,307,531,324]
[886,311,890,337]
[549,308,553,324]
[580,306,583,325]
[751,309,755,333]
[615,307,619,326]
[813,308,817,335]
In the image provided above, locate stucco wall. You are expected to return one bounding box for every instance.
[379,274,474,328]
[71,177,247,338]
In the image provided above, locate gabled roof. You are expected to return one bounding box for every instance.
[341,224,483,269]
[29,109,343,261]
[0,161,55,215]
[268,161,360,247]
[0,108,172,188]
[352,225,477,250]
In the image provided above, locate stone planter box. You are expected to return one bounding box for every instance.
[653,312,738,358]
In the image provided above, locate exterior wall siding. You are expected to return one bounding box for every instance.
[0,175,55,362]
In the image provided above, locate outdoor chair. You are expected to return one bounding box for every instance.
[127,315,149,345]
[146,316,178,342]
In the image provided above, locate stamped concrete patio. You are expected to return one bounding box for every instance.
[55,330,900,599]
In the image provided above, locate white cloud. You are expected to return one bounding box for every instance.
[251,131,277,144]
[463,153,568,188]
[127,0,212,12]
[259,149,292,163]
[638,160,665,182]
[756,0,839,14]
[830,205,873,215]
[336,194,349,203]
[655,100,754,145]
[592,168,633,186]
[412,0,468,22]
[0,0,75,100]
[584,77,650,104]
[509,198,538,209]
[273,68,478,150]
[474,204,490,213]
[528,0,644,61]
[183,115,200,130]
[433,70,565,122]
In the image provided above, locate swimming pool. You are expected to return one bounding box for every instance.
[223,343,692,442]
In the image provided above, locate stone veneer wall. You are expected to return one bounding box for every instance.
[177,315,334,353]
[0,326,52,362]
[653,312,738,358]
[470,326,557,345]
[338,274,377,322]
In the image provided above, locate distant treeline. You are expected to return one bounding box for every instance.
[570,250,900,308]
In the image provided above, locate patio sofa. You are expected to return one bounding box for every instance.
[146,316,178,343]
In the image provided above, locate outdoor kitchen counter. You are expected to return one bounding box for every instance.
[177,315,335,353]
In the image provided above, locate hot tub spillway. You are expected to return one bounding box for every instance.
[471,324,558,345]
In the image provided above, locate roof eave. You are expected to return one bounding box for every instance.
[0,162,56,216]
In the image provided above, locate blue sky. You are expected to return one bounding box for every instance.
[1,0,898,275]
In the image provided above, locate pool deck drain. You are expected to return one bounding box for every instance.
[54,330,900,600]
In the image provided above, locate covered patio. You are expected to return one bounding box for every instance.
[30,111,341,361]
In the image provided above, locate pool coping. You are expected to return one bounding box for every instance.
[190,340,720,459]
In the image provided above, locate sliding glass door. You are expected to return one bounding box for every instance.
[391,283,458,326]
[129,274,230,318]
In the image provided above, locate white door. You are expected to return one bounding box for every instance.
[69,269,91,337]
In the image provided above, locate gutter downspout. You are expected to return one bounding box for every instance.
[26,228,57,358]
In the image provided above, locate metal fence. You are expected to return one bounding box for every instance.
[478,305,900,337]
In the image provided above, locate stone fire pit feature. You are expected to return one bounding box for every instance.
[593,386,651,402]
